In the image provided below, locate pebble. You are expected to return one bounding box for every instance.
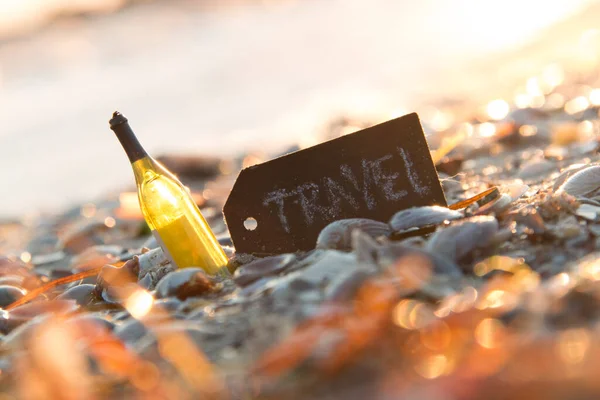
[155,268,216,300]
[576,204,600,221]
[56,284,97,306]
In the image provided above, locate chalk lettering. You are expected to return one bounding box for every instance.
[263,150,430,231]
[360,159,377,210]
[263,188,295,233]
[368,154,408,201]
[296,183,324,224]
[324,175,360,217]
[398,147,429,196]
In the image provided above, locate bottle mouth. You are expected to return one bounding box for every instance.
[109,111,128,130]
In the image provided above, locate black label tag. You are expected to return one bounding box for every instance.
[224,113,446,254]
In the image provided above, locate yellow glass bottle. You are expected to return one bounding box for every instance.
[109,111,228,275]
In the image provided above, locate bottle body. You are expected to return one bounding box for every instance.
[132,157,228,274]
[110,112,228,275]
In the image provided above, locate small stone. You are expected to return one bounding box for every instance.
[56,284,97,306]
[576,204,600,221]
[155,268,215,300]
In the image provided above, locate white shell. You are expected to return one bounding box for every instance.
[389,206,462,232]
[557,165,600,198]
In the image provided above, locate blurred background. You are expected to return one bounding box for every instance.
[0,0,599,218]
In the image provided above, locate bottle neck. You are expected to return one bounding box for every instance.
[110,112,148,163]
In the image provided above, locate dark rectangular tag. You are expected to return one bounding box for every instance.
[224,113,446,254]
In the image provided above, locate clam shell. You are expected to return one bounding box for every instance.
[138,247,172,274]
[557,165,600,198]
[316,218,391,251]
[575,204,600,221]
[552,164,590,192]
[476,194,513,215]
[426,216,499,262]
[389,206,462,232]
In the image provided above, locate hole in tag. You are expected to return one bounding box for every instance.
[244,217,258,231]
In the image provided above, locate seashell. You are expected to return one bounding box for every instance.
[557,165,600,198]
[426,216,499,262]
[552,164,589,192]
[136,248,176,290]
[504,183,530,200]
[233,254,296,287]
[155,268,215,300]
[95,264,138,303]
[316,219,391,251]
[56,284,97,306]
[138,247,171,275]
[575,204,600,221]
[389,206,462,232]
[476,194,513,215]
[277,251,363,295]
